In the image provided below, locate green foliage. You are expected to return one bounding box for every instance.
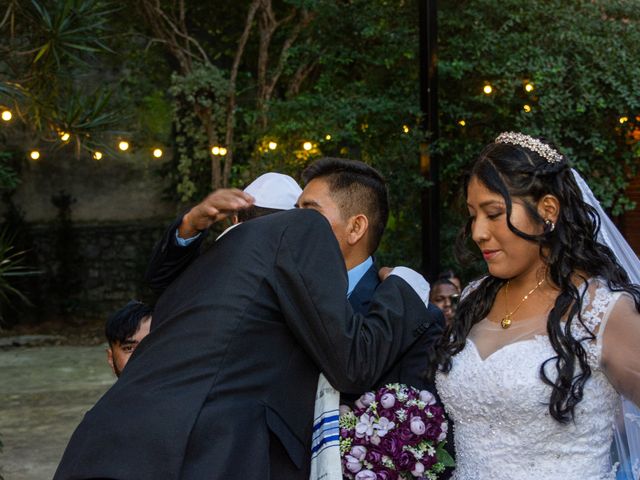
[0,152,20,193]
[0,228,35,325]
[168,64,230,202]
[0,0,122,150]
[437,0,640,216]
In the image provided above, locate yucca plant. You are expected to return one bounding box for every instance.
[0,230,39,326]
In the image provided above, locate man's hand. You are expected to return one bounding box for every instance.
[178,189,255,239]
[378,266,394,281]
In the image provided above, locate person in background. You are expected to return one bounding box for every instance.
[437,268,463,292]
[105,300,152,377]
[429,278,460,325]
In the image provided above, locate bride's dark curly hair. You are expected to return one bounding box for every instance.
[431,137,640,423]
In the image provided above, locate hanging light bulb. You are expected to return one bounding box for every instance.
[219,147,228,156]
[1,110,12,122]
[93,151,103,160]
[524,83,534,93]
[268,141,277,150]
[211,146,220,155]
[619,116,629,124]
[402,125,410,134]
[30,150,40,160]
[118,141,130,151]
[523,104,532,113]
[303,141,312,151]
[152,148,163,158]
[325,134,332,141]
[458,120,466,126]
[483,84,493,95]
[60,132,70,142]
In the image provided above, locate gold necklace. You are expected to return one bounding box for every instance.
[501,278,546,329]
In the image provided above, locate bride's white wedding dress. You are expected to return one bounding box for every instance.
[436,278,640,480]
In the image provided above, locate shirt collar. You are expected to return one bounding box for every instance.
[347,256,374,297]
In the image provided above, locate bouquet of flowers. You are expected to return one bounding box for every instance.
[339,383,454,480]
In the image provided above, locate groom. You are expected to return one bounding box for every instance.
[54,175,433,479]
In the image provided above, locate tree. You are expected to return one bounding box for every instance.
[0,0,121,154]
[136,0,316,198]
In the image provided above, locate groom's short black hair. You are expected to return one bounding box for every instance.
[302,157,389,254]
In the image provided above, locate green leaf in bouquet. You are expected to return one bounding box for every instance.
[436,443,455,468]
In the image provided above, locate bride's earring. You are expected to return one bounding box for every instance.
[544,218,555,233]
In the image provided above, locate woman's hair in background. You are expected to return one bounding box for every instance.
[430,138,640,423]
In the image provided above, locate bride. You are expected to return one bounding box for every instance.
[434,132,640,479]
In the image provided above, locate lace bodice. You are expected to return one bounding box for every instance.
[436,279,624,480]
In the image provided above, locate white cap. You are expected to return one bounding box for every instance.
[243,172,302,210]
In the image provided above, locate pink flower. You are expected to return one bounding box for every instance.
[340,404,352,416]
[355,392,376,409]
[355,470,377,480]
[374,416,395,437]
[438,421,448,442]
[419,390,436,405]
[355,413,375,438]
[380,392,396,409]
[411,461,425,477]
[410,417,426,435]
[350,445,367,461]
[345,455,363,473]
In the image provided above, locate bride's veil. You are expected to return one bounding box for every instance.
[571,169,640,479]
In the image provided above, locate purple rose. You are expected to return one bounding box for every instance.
[366,449,382,465]
[351,445,367,461]
[411,461,425,477]
[377,469,399,480]
[410,417,426,435]
[396,451,414,470]
[380,392,396,409]
[419,390,436,405]
[345,455,363,474]
[398,426,414,442]
[380,436,401,458]
[355,392,376,409]
[355,470,377,480]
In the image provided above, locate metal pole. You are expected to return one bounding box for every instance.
[419,0,440,280]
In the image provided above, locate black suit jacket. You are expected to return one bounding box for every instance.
[348,263,444,391]
[54,209,432,480]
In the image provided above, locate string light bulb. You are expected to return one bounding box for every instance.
[325,134,332,141]
[619,116,629,124]
[211,146,220,155]
[153,148,163,158]
[523,104,532,113]
[30,150,40,160]
[303,141,312,151]
[402,125,410,134]
[268,141,277,150]
[93,151,103,160]
[219,147,228,156]
[524,83,534,92]
[1,110,12,122]
[458,120,466,126]
[60,132,70,142]
[483,84,493,95]
[118,141,129,151]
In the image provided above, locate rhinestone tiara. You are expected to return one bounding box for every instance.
[495,132,563,164]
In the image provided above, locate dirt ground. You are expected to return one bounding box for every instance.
[0,319,114,480]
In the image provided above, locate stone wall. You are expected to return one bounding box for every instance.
[6,220,171,323]
[2,150,181,323]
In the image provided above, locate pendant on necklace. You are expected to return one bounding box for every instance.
[501,314,512,329]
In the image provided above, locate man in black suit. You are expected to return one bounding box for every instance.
[54,198,433,477]
[298,158,444,389]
